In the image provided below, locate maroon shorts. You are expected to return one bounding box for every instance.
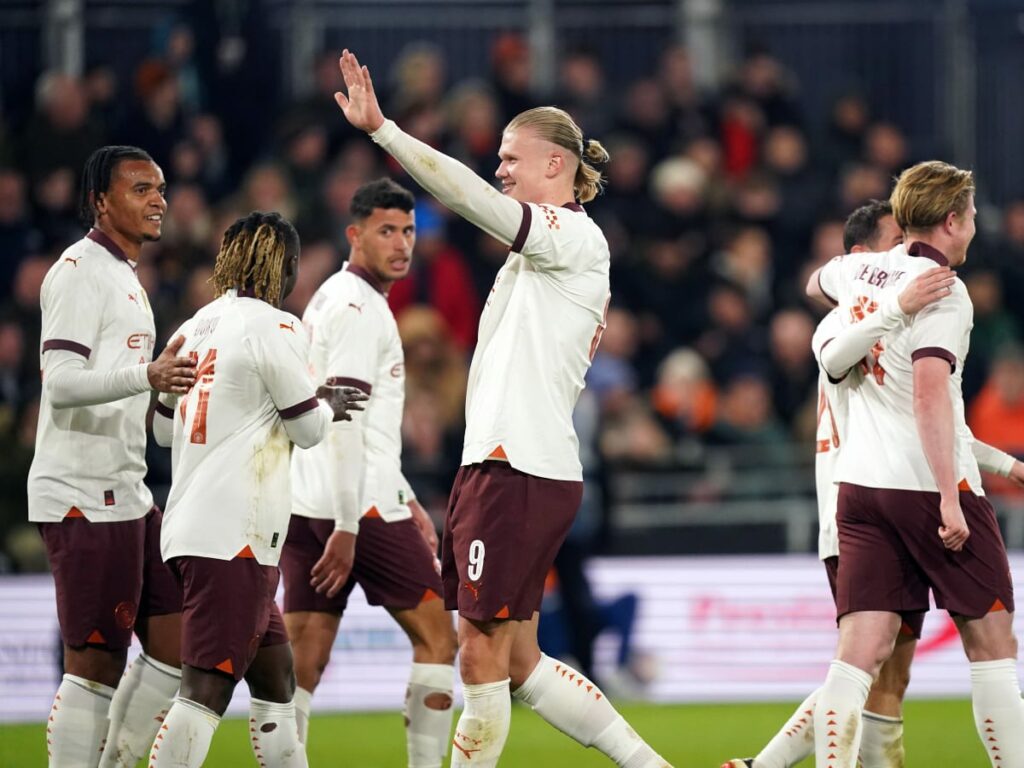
[441,462,583,621]
[836,483,1015,621]
[169,555,288,681]
[281,514,443,616]
[823,555,924,638]
[39,507,182,651]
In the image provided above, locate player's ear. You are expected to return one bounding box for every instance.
[944,209,957,233]
[344,223,360,249]
[546,151,563,178]
[92,190,106,216]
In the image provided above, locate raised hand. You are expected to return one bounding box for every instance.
[898,266,956,315]
[147,334,196,394]
[317,384,369,422]
[334,49,386,133]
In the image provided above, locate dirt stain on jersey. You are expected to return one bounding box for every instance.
[247,423,289,548]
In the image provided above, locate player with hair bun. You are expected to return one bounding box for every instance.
[334,48,669,767]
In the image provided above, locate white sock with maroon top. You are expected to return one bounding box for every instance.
[970,659,1024,767]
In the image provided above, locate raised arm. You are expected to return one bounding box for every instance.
[333,49,524,246]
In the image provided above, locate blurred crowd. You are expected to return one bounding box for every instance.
[2,26,1024,570]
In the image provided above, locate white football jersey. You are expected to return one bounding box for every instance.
[818,242,981,493]
[371,119,610,482]
[811,311,847,560]
[159,290,332,565]
[29,231,156,523]
[290,264,415,531]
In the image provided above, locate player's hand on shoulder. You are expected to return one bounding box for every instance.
[317,384,368,422]
[898,266,956,315]
[311,530,357,597]
[334,49,386,133]
[148,334,196,394]
[938,495,969,551]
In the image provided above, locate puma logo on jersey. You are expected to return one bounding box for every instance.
[279,322,295,333]
[347,303,364,313]
[64,257,80,267]
[463,581,480,600]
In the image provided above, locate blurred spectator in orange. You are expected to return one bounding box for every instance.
[651,347,717,446]
[970,346,1024,496]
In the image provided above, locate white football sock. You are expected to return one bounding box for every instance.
[512,654,668,767]
[249,697,308,768]
[47,674,114,768]
[99,653,181,767]
[451,679,511,767]
[751,688,818,768]
[149,697,219,768]
[970,659,1024,767]
[814,660,872,768]
[859,710,903,768]
[405,662,455,767]
[293,686,312,746]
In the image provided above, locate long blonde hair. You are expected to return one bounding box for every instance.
[210,211,298,306]
[505,106,610,203]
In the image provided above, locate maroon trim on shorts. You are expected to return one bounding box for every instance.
[86,229,132,266]
[278,396,319,420]
[817,269,838,306]
[347,264,386,295]
[511,202,532,253]
[154,401,175,419]
[562,202,585,213]
[911,346,957,373]
[907,240,949,267]
[42,339,92,359]
[325,376,373,395]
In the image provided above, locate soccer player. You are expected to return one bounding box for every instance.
[333,49,669,767]
[283,178,458,767]
[804,161,1024,768]
[723,200,1024,768]
[148,211,366,768]
[29,145,196,768]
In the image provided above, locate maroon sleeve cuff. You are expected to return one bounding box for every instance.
[911,347,957,373]
[325,376,373,395]
[42,339,92,359]
[278,396,320,420]
[817,270,838,307]
[510,202,531,253]
[154,401,175,419]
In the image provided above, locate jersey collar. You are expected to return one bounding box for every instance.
[563,202,586,213]
[346,263,386,296]
[86,228,137,270]
[906,240,949,266]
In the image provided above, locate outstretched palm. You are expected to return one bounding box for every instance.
[334,48,386,133]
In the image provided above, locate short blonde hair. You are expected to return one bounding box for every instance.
[889,160,975,232]
[505,106,609,203]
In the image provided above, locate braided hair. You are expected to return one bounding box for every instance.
[78,145,155,228]
[210,211,299,307]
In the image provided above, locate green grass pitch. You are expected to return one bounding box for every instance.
[0,700,991,766]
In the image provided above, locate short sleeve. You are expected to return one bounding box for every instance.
[907,286,966,372]
[318,301,380,394]
[40,260,103,359]
[816,256,845,307]
[251,312,321,419]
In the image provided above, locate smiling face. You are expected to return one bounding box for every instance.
[95,159,167,244]
[495,126,566,203]
[347,207,416,287]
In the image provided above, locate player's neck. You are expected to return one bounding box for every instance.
[94,223,143,263]
[526,186,577,208]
